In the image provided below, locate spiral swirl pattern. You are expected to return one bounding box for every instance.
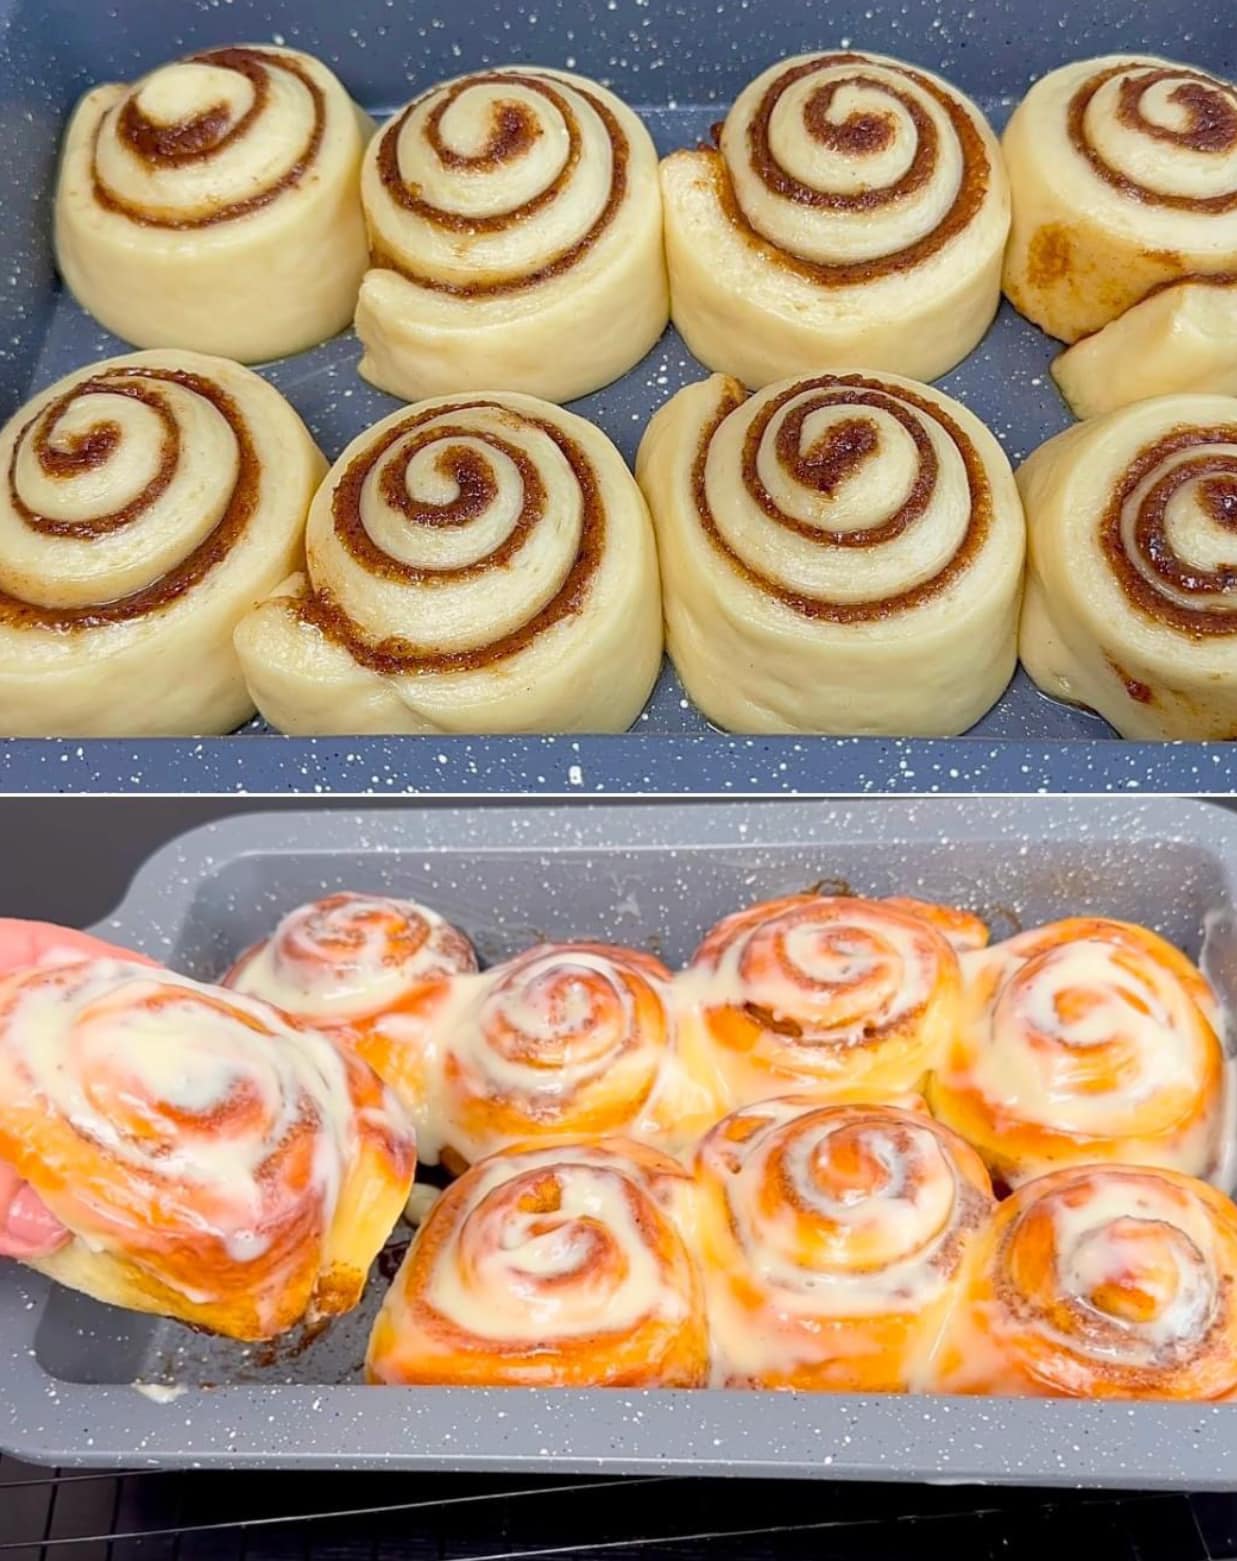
[679,894,966,1106]
[929,918,1225,1186]
[55,46,371,360]
[235,392,662,735]
[0,957,415,1340]
[366,1138,709,1386]
[1002,55,1237,342]
[0,351,323,737]
[431,943,723,1168]
[659,51,1010,386]
[1017,394,1237,738]
[355,67,667,402]
[930,1166,1237,1399]
[696,1098,993,1388]
[636,371,1024,734]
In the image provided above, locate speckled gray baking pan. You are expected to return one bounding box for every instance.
[4,796,1237,1483]
[1,0,1235,795]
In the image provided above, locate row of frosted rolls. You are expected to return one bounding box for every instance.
[54,47,1237,406]
[3,893,1236,1399]
[231,889,1237,1396]
[7,349,1237,741]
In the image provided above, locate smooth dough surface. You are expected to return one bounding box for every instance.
[635,369,1025,735]
[55,45,372,361]
[660,51,1010,388]
[355,67,667,404]
[1053,276,1237,418]
[235,391,662,734]
[1002,55,1237,343]
[0,350,324,737]
[1017,393,1237,738]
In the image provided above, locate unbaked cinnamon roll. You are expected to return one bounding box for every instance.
[1052,275,1237,419]
[55,45,372,361]
[928,918,1226,1187]
[0,950,415,1340]
[660,52,1010,387]
[1017,393,1237,738]
[696,1098,994,1390]
[679,895,968,1107]
[636,370,1025,734]
[0,350,324,737]
[235,391,662,734]
[1002,56,1237,343]
[355,68,667,403]
[426,942,725,1170]
[366,1138,708,1386]
[225,892,478,1143]
[929,1165,1237,1399]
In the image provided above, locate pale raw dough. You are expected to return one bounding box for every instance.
[355,67,667,404]
[1002,56,1237,343]
[235,392,663,734]
[635,370,1025,735]
[0,350,324,737]
[1017,393,1237,739]
[55,45,372,361]
[659,52,1010,388]
[1053,276,1237,418]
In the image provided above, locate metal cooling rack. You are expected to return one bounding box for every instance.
[3,1455,1236,1561]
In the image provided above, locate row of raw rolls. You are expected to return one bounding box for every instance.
[5,345,1237,739]
[54,45,1237,410]
[2,893,1236,1399]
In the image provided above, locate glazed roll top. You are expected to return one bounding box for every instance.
[930,1165,1237,1399]
[659,51,1010,386]
[636,371,1025,735]
[0,956,415,1340]
[679,895,968,1105]
[226,892,479,1123]
[366,1137,709,1386]
[1017,395,1237,738]
[235,392,663,735]
[696,1098,994,1389]
[1002,55,1237,342]
[929,918,1226,1186]
[0,351,323,737]
[55,46,372,361]
[355,67,668,403]
[427,942,725,1168]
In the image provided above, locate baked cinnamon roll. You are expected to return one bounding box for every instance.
[366,1138,708,1386]
[695,1098,994,1389]
[929,918,1226,1187]
[929,1164,1237,1399]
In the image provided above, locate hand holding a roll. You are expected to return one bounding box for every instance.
[0,919,415,1340]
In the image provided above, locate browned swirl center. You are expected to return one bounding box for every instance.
[692,375,989,620]
[296,401,604,673]
[1,367,258,633]
[1101,426,1237,633]
[1068,63,1237,212]
[91,47,326,229]
[716,52,993,285]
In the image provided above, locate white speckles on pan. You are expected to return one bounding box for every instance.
[0,0,1233,791]
[5,795,1237,1481]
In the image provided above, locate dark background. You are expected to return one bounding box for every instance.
[3,797,1237,1558]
